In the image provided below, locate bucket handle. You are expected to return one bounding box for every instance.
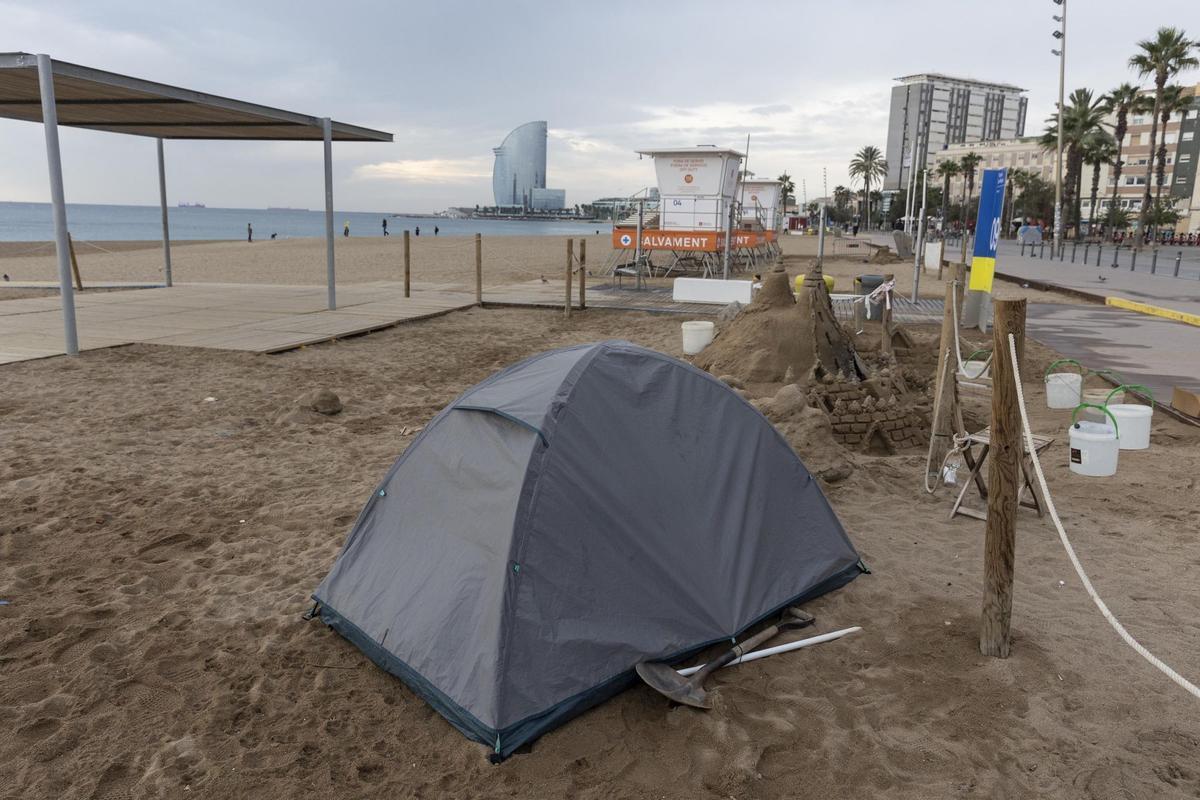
[963,348,991,364]
[1044,358,1083,380]
[1105,383,1154,406]
[1071,403,1120,437]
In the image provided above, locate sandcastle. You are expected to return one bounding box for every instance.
[695,264,927,455]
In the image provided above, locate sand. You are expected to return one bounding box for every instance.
[1,234,1086,309]
[2,292,1200,798]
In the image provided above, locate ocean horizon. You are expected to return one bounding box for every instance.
[0,201,605,242]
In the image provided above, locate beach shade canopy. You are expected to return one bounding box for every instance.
[311,340,864,760]
[0,52,392,356]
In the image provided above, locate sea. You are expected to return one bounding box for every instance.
[0,202,606,242]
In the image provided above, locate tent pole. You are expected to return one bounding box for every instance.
[37,53,78,356]
[157,137,172,287]
[323,117,336,310]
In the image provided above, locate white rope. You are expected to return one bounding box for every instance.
[1007,332,1200,701]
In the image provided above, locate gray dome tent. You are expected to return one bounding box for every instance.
[311,340,863,760]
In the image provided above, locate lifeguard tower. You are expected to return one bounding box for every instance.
[734,178,783,266]
[610,146,744,279]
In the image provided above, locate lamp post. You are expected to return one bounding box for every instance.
[1051,0,1067,258]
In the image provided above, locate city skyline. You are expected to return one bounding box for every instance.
[1,0,1197,213]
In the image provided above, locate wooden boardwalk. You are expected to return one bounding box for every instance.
[485,280,945,324]
[0,282,474,364]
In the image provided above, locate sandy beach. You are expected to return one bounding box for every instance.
[2,270,1199,797]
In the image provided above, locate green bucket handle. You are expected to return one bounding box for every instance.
[1044,358,1083,380]
[1105,383,1154,406]
[963,348,991,364]
[1071,403,1120,437]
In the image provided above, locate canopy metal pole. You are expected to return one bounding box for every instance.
[322,117,336,310]
[157,137,172,287]
[37,54,78,356]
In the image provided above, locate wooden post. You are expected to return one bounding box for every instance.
[928,280,961,487]
[474,233,482,307]
[403,230,411,298]
[880,272,894,357]
[980,297,1027,658]
[953,262,967,325]
[565,238,574,318]
[67,233,83,291]
[578,238,586,310]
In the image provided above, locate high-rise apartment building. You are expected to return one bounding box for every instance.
[1083,83,1200,234]
[884,73,1028,193]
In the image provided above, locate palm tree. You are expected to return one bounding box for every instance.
[1129,26,1199,244]
[847,146,888,231]
[1152,85,1191,226]
[1080,133,1117,238]
[1102,83,1142,222]
[1006,168,1034,238]
[956,152,982,259]
[1040,88,1109,240]
[935,160,960,232]
[777,172,796,207]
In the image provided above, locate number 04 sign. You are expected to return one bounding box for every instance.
[968,168,1008,293]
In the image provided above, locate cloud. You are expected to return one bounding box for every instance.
[353,157,493,184]
[749,103,793,116]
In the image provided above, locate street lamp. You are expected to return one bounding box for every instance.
[1051,0,1066,258]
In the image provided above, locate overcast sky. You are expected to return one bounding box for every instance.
[2,0,1196,212]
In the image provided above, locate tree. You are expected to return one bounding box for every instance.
[1040,88,1109,240]
[1104,205,1131,231]
[1128,26,1199,245]
[847,146,888,230]
[1006,168,1034,236]
[777,172,796,206]
[1080,133,1117,237]
[1152,84,1191,229]
[1102,83,1143,224]
[935,160,960,230]
[958,151,982,226]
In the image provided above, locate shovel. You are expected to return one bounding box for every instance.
[636,606,815,709]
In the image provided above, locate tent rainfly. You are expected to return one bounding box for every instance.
[0,52,392,355]
[311,340,865,760]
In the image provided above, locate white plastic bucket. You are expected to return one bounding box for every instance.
[1068,405,1120,477]
[681,321,715,355]
[956,349,991,381]
[1107,404,1152,450]
[958,360,990,380]
[1044,359,1083,409]
[1104,384,1154,450]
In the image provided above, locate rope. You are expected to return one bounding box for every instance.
[1006,332,1200,701]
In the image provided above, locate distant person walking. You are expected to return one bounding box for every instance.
[434,225,439,236]
[344,221,350,238]
[415,226,420,237]
[247,222,253,243]
[382,218,389,236]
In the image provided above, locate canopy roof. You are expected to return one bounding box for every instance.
[637,146,744,158]
[0,52,392,142]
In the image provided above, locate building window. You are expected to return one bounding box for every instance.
[1181,153,1193,162]
[1179,177,1189,184]
[1184,131,1195,142]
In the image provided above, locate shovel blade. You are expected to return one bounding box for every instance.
[635,661,712,709]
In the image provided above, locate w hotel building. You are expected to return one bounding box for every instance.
[884,73,1028,194]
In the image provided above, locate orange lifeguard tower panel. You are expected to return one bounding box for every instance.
[613,146,743,252]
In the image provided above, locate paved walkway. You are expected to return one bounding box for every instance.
[0,282,475,364]
[1026,303,1200,409]
[996,241,1200,321]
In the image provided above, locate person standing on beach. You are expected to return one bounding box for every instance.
[247,222,253,243]
[434,226,439,236]
[415,226,420,237]
[344,221,350,238]
[382,218,389,236]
